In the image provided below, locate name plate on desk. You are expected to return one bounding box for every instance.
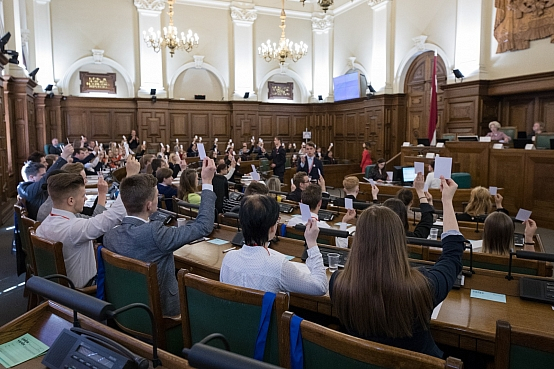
[436,143,445,148]
[525,144,535,150]
[492,143,504,149]
[470,289,506,303]
[479,136,492,142]
[402,142,411,147]
[425,153,435,158]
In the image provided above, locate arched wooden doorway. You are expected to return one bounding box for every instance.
[403,51,447,143]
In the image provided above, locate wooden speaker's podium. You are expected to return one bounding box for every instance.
[0,301,191,369]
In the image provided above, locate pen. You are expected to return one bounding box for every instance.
[189,237,207,244]
[222,247,236,253]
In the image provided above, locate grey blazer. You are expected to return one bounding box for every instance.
[103,189,217,316]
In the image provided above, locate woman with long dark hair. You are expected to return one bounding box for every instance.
[330,176,464,358]
[482,212,536,255]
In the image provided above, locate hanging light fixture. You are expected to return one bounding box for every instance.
[301,0,334,13]
[258,0,308,65]
[142,0,199,57]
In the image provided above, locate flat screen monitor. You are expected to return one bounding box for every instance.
[392,166,403,182]
[457,135,479,142]
[417,138,430,146]
[402,167,416,184]
[333,72,361,102]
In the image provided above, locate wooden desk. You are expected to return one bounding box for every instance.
[173,228,554,356]
[0,301,191,368]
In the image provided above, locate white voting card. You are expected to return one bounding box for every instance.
[414,162,424,175]
[489,186,498,196]
[515,209,532,222]
[250,164,260,181]
[197,143,206,159]
[345,198,353,210]
[434,157,452,180]
[300,203,311,222]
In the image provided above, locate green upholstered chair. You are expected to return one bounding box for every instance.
[441,133,457,141]
[285,155,292,168]
[178,270,289,367]
[364,164,376,179]
[281,311,463,369]
[99,248,182,356]
[451,173,471,189]
[495,320,554,369]
[29,230,96,294]
[43,144,51,155]
[535,133,554,149]
[499,126,517,141]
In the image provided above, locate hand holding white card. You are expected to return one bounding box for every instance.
[345,198,353,210]
[515,209,532,222]
[369,178,375,186]
[414,162,425,175]
[434,157,452,179]
[197,143,207,159]
[489,186,498,196]
[251,164,260,180]
[300,203,311,222]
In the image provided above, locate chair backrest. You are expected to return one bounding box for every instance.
[43,144,50,155]
[281,311,463,369]
[29,230,68,284]
[535,133,554,149]
[112,167,127,182]
[499,126,517,141]
[178,270,289,367]
[495,320,554,369]
[451,172,472,189]
[441,133,457,141]
[99,248,163,338]
[260,158,270,172]
[364,164,376,179]
[212,174,229,214]
[20,215,40,274]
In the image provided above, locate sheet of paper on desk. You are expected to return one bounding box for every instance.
[470,289,506,303]
[434,157,452,179]
[208,238,229,245]
[0,333,49,368]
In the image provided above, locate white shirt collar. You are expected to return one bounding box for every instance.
[49,208,77,219]
[126,215,149,223]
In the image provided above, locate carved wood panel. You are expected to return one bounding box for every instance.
[170,114,188,138]
[276,116,290,137]
[539,97,554,132]
[258,115,273,137]
[114,112,134,138]
[90,112,111,139]
[489,150,526,213]
[212,115,229,137]
[503,98,535,132]
[191,114,209,137]
[523,152,554,229]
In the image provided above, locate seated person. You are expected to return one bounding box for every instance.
[368,158,388,182]
[424,161,441,189]
[139,154,155,174]
[37,163,108,222]
[27,151,49,169]
[334,176,378,209]
[45,154,59,168]
[386,173,434,239]
[104,158,217,317]
[168,153,183,178]
[330,176,464,358]
[150,158,168,176]
[287,171,309,202]
[156,168,178,212]
[17,144,73,220]
[456,186,508,222]
[288,184,355,248]
[220,194,327,296]
[217,157,237,181]
[229,182,269,214]
[48,138,63,155]
[528,121,544,141]
[35,158,140,288]
[178,168,201,205]
[485,121,511,142]
[73,147,99,175]
[482,212,536,255]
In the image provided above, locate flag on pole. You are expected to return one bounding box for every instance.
[428,52,438,145]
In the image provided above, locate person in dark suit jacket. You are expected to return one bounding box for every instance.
[262,137,286,182]
[48,138,63,155]
[286,171,310,202]
[103,158,217,317]
[296,141,323,180]
[333,176,378,210]
[156,168,178,212]
[73,147,98,175]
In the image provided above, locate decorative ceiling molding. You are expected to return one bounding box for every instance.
[368,0,392,8]
[231,6,258,22]
[92,49,105,64]
[412,35,428,51]
[134,0,165,11]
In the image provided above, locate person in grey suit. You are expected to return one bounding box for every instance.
[103,157,217,317]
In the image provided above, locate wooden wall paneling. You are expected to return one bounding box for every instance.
[63,108,88,144]
[444,141,491,187]
[538,96,554,132]
[89,111,111,141]
[258,114,273,139]
[523,151,554,229]
[0,56,8,206]
[45,95,63,143]
[170,112,188,144]
[212,114,230,138]
[365,106,383,160]
[502,97,535,133]
[2,77,15,197]
[137,101,170,146]
[27,94,37,154]
[488,150,526,213]
[34,94,47,153]
[231,102,259,144]
[113,112,135,140]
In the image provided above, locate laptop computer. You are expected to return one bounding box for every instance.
[513,138,532,149]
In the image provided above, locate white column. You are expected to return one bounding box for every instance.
[311,14,333,102]
[369,0,393,93]
[134,0,166,98]
[454,0,486,80]
[31,0,55,87]
[230,5,257,100]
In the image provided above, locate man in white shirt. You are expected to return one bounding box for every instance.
[424,161,441,190]
[287,184,356,248]
[220,194,328,296]
[36,158,140,288]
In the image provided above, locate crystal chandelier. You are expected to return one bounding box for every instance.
[142,0,199,57]
[301,0,334,13]
[258,0,308,65]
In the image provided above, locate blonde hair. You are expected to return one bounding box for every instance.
[464,186,492,216]
[488,121,501,130]
[343,176,359,192]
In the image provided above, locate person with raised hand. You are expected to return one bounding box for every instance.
[329,175,464,358]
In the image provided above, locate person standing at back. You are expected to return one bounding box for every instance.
[360,141,372,172]
[296,141,323,181]
[261,137,286,182]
